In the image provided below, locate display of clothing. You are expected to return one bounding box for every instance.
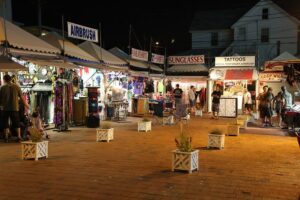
[133,81,143,95]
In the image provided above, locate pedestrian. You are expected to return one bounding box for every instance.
[273,92,285,127]
[211,85,222,119]
[257,85,268,127]
[0,74,30,142]
[243,88,252,114]
[173,84,183,107]
[188,85,195,113]
[265,87,274,127]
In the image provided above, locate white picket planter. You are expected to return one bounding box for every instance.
[195,110,203,116]
[171,149,199,173]
[208,134,225,149]
[163,116,174,125]
[227,125,240,136]
[21,141,48,161]
[138,121,152,132]
[96,128,114,142]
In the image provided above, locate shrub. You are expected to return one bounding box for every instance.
[142,117,151,122]
[28,127,43,142]
[175,122,193,152]
[101,123,111,129]
[209,128,224,135]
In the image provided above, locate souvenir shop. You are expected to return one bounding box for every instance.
[208,56,259,117]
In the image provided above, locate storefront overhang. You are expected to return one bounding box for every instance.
[0,55,28,72]
[25,59,80,69]
[209,67,258,80]
[167,64,208,73]
[166,75,208,82]
[129,59,163,72]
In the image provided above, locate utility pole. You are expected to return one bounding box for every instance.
[61,15,65,56]
[38,0,42,36]
[128,24,132,55]
[148,37,152,76]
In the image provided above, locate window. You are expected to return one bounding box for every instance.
[261,28,269,43]
[238,27,246,41]
[211,32,218,46]
[262,8,269,19]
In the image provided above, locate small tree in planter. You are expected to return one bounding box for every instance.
[138,116,152,132]
[208,128,225,149]
[21,127,48,161]
[172,122,199,173]
[96,123,114,142]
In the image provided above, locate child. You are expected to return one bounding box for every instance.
[273,92,285,127]
[31,111,49,139]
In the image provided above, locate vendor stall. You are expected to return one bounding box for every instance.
[209,56,258,116]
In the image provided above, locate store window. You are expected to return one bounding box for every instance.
[211,32,218,46]
[262,8,269,19]
[261,28,269,43]
[238,27,246,41]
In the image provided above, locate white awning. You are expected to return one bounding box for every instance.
[129,59,163,72]
[25,59,79,69]
[40,32,98,62]
[0,17,60,54]
[167,64,208,72]
[78,41,127,68]
[0,55,28,72]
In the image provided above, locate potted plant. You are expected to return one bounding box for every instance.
[138,116,152,132]
[227,122,240,136]
[96,122,114,142]
[171,122,199,173]
[21,127,48,161]
[208,128,225,149]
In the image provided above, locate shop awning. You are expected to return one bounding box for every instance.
[210,67,258,80]
[25,59,80,69]
[0,17,60,54]
[128,70,149,77]
[78,41,128,69]
[167,64,208,72]
[40,32,98,62]
[0,55,28,72]
[264,51,300,71]
[129,59,163,72]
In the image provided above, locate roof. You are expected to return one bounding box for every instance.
[40,32,98,62]
[272,51,299,61]
[78,42,127,67]
[190,8,250,31]
[109,47,130,60]
[0,17,60,54]
[167,64,208,73]
[272,0,300,21]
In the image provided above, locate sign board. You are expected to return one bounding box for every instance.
[215,56,255,67]
[67,22,98,42]
[151,53,165,64]
[168,55,204,65]
[264,61,284,71]
[259,72,286,82]
[131,48,149,62]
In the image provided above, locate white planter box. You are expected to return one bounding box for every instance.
[163,116,174,125]
[96,128,114,142]
[227,125,240,136]
[195,110,203,116]
[208,134,225,149]
[237,119,247,129]
[171,149,199,173]
[21,141,48,161]
[138,121,151,132]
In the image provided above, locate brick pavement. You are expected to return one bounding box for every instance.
[0,116,299,200]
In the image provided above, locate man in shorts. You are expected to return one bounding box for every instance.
[0,74,29,142]
[211,85,222,119]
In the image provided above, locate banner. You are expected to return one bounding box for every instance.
[67,22,98,42]
[215,56,255,67]
[264,61,284,71]
[259,72,286,82]
[151,53,165,64]
[131,48,149,62]
[168,55,204,65]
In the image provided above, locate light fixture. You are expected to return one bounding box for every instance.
[155,42,159,45]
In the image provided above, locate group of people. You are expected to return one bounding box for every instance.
[0,74,47,143]
[257,85,292,127]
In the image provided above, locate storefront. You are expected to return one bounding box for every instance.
[208,56,258,117]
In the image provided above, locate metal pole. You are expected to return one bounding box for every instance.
[128,24,132,55]
[148,37,152,76]
[38,0,42,36]
[2,0,8,55]
[98,22,102,62]
[61,15,65,56]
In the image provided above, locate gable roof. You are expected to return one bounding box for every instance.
[190,8,251,31]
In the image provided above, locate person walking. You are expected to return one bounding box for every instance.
[0,74,29,142]
[273,92,285,127]
[243,88,252,114]
[257,85,268,127]
[211,85,222,119]
[173,84,183,107]
[188,85,196,113]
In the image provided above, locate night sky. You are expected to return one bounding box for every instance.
[11,0,287,55]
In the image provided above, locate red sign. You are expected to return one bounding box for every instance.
[151,53,165,64]
[131,48,149,61]
[259,72,286,82]
[168,55,204,65]
[225,70,253,80]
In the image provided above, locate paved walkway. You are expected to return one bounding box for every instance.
[0,116,299,200]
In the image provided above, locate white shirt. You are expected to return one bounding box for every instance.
[188,90,195,100]
[243,92,252,104]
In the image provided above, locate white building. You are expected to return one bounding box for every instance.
[190,0,300,67]
[0,0,12,21]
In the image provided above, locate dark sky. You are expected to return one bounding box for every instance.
[12,0,260,55]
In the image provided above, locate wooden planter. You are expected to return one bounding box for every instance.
[227,125,240,136]
[138,121,151,132]
[163,116,174,125]
[171,149,199,173]
[96,128,114,142]
[208,134,225,149]
[195,110,203,116]
[21,141,48,161]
